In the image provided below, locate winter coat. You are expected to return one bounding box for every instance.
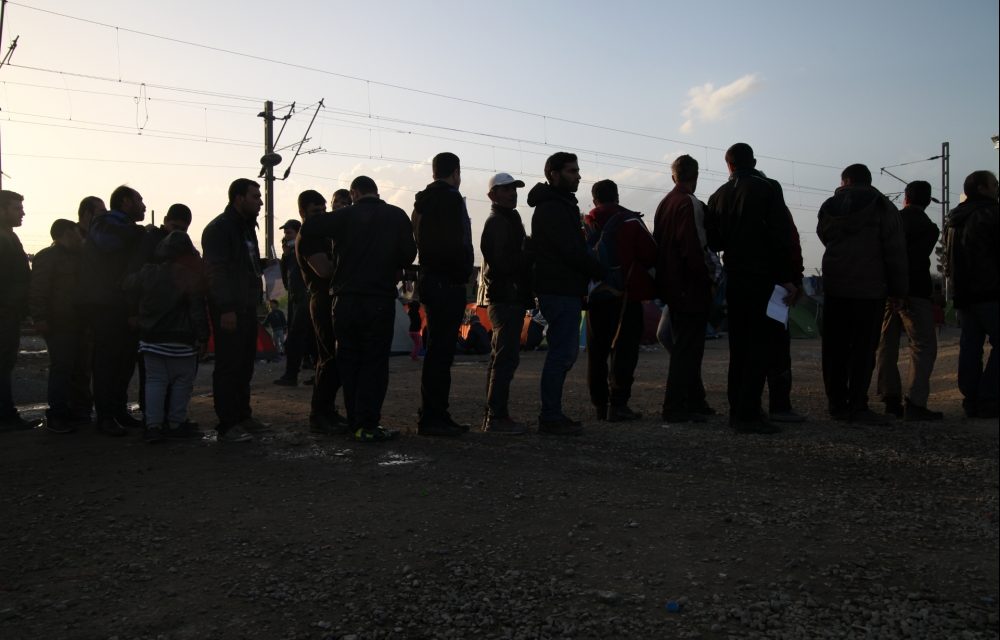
[28,244,81,330]
[527,182,603,297]
[584,203,656,302]
[77,210,144,309]
[653,185,715,312]
[411,180,474,285]
[201,205,264,313]
[0,227,30,317]
[478,205,532,308]
[945,195,999,307]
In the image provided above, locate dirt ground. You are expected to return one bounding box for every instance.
[1,330,997,640]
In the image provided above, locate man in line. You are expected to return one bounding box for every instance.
[0,191,40,431]
[77,195,107,238]
[202,178,266,443]
[411,152,474,437]
[706,143,797,434]
[300,176,417,442]
[818,164,907,424]
[653,155,715,423]
[477,172,532,434]
[945,170,999,419]
[584,179,656,423]
[79,185,147,436]
[528,152,603,435]
[274,217,310,386]
[130,204,193,269]
[875,180,944,421]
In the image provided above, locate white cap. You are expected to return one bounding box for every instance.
[488,172,526,190]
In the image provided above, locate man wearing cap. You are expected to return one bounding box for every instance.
[478,172,531,434]
[274,215,310,386]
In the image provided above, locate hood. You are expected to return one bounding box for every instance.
[822,185,891,236]
[155,230,197,261]
[585,203,638,228]
[948,195,998,228]
[527,182,577,209]
[414,180,455,206]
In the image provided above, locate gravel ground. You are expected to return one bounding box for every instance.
[1,329,997,640]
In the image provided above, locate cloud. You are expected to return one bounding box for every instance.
[680,73,761,133]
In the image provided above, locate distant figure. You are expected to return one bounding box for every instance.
[875,180,943,421]
[706,143,796,434]
[0,190,41,431]
[944,170,999,419]
[478,172,532,434]
[411,152,474,437]
[406,301,423,360]
[584,179,655,423]
[29,219,89,433]
[201,178,266,443]
[274,217,308,386]
[77,195,107,238]
[459,315,491,356]
[300,175,417,442]
[262,300,287,355]
[528,152,603,435]
[818,163,907,424]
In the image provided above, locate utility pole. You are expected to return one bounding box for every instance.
[260,101,276,260]
[941,141,950,301]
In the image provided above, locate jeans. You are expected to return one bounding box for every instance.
[310,291,341,417]
[538,294,582,421]
[586,298,642,408]
[875,297,938,407]
[485,303,524,419]
[418,275,466,421]
[662,308,709,414]
[957,301,998,413]
[333,295,395,430]
[822,296,885,414]
[143,353,197,426]
[211,306,258,429]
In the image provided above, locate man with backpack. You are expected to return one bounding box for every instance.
[584,180,656,422]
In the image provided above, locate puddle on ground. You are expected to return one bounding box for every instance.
[377,451,428,467]
[265,444,353,462]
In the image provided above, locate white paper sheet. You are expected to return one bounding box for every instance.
[766,284,789,327]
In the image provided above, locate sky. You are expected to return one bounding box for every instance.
[2,0,998,274]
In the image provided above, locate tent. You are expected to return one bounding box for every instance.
[205,321,279,360]
[789,297,820,338]
[390,299,415,354]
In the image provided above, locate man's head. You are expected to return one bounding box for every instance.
[78,196,107,233]
[228,178,263,219]
[109,185,146,222]
[724,143,756,173]
[544,152,581,193]
[50,218,83,250]
[840,164,873,187]
[963,170,999,200]
[671,154,699,189]
[331,189,352,211]
[0,191,25,229]
[487,172,525,210]
[349,175,379,203]
[164,203,192,233]
[591,179,619,206]
[269,299,280,311]
[903,181,932,209]
[432,152,461,188]
[297,190,326,220]
[279,219,301,243]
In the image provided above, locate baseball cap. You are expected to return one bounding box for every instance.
[488,172,525,190]
[278,219,301,231]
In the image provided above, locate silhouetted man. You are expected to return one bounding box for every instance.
[77,195,107,239]
[274,217,309,385]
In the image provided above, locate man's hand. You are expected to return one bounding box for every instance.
[219,311,237,332]
[780,282,802,306]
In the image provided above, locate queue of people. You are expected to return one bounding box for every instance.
[0,147,996,444]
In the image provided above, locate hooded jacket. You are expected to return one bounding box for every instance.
[584,203,656,302]
[411,180,474,285]
[817,185,907,299]
[478,204,532,308]
[528,182,603,297]
[28,243,81,330]
[945,195,999,308]
[201,204,263,313]
[653,185,715,312]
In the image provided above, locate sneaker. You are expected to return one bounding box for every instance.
[608,405,642,423]
[417,418,463,437]
[444,415,471,433]
[273,376,298,387]
[164,421,204,439]
[482,416,529,435]
[114,413,143,429]
[97,417,127,437]
[353,425,399,442]
[538,417,584,436]
[143,425,165,443]
[903,402,943,422]
[769,409,806,423]
[44,414,76,434]
[884,398,904,418]
[661,410,707,424]
[309,413,350,435]
[850,408,890,425]
[239,417,272,434]
[219,425,254,443]
[732,418,782,434]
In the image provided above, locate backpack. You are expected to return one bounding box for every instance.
[585,209,640,302]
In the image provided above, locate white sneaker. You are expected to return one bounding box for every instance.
[219,424,254,443]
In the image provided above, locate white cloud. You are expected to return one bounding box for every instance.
[680,73,761,133]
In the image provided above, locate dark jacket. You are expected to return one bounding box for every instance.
[584,203,657,302]
[28,243,81,330]
[653,185,714,311]
[528,182,603,297]
[0,227,30,317]
[124,232,209,346]
[77,210,144,309]
[295,221,333,298]
[899,206,940,300]
[478,204,532,308]
[706,169,796,284]
[128,224,170,272]
[201,205,263,313]
[300,196,417,299]
[945,195,999,308]
[412,180,474,285]
[280,240,307,303]
[817,185,907,299]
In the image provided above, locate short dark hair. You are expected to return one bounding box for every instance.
[350,175,378,195]
[963,170,997,198]
[109,185,139,211]
[332,188,351,202]
[78,196,104,221]
[49,218,78,241]
[544,152,578,181]
[297,189,325,210]
[724,143,755,170]
[269,299,280,306]
[432,152,460,179]
[591,179,619,204]
[228,178,260,203]
[165,203,192,224]
[0,190,23,213]
[904,181,932,208]
[841,164,873,186]
[671,155,699,183]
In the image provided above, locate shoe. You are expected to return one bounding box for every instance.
[829,406,851,422]
[239,417,272,434]
[68,412,93,426]
[417,418,463,437]
[769,409,806,423]
[97,417,127,437]
[661,410,707,424]
[444,415,471,433]
[687,403,717,416]
[482,416,529,435]
[273,376,297,387]
[303,376,315,386]
[594,405,608,421]
[903,402,943,422]
[884,398,904,418]
[143,425,165,443]
[538,417,584,436]
[607,405,642,422]
[353,425,399,442]
[44,414,76,434]
[114,413,143,429]
[850,408,890,425]
[309,413,350,435]
[163,421,204,439]
[732,418,782,434]
[219,425,254,443]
